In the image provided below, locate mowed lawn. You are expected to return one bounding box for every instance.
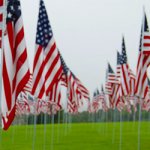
[0,122,150,150]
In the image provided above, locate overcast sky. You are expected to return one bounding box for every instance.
[20,0,150,95]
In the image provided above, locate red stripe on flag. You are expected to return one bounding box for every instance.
[2,105,16,131]
[44,42,56,64]
[143,43,150,47]
[144,36,150,39]
[46,67,62,95]
[0,0,3,6]
[7,22,14,60]
[3,55,12,111]
[33,46,42,72]
[0,13,3,22]
[13,49,28,92]
[32,60,45,94]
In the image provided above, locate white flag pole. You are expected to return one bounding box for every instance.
[43,112,47,150]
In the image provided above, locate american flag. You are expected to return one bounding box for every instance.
[142,79,150,111]
[143,13,150,54]
[120,37,130,96]
[91,89,100,112]
[128,68,136,96]
[106,63,118,108]
[1,0,30,130]
[115,51,124,111]
[105,66,112,95]
[116,51,121,80]
[32,0,62,99]
[49,78,62,111]
[22,73,33,94]
[135,13,150,99]
[100,85,108,112]
[134,24,144,97]
[107,63,118,84]
[60,53,90,112]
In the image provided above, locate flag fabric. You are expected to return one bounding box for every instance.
[1,0,30,130]
[142,80,150,111]
[142,13,150,54]
[135,13,150,99]
[107,63,118,84]
[91,89,100,112]
[32,0,62,99]
[128,68,136,96]
[135,24,144,97]
[106,63,118,108]
[115,51,125,111]
[100,85,108,112]
[60,53,90,112]
[120,37,130,96]
[49,77,62,111]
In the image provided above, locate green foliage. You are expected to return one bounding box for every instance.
[0,122,150,150]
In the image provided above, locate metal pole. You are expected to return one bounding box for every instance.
[43,113,47,150]
[57,110,61,143]
[25,115,29,140]
[119,111,122,150]
[138,103,142,150]
[51,112,55,150]
[112,109,116,144]
[32,114,37,150]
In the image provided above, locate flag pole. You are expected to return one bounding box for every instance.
[138,100,142,150]
[51,105,55,150]
[112,108,116,144]
[43,112,47,150]
[65,112,68,136]
[32,100,37,150]
[119,110,123,150]
[25,114,29,140]
[57,110,61,143]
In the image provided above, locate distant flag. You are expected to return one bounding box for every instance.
[105,63,118,108]
[91,89,100,112]
[1,0,30,130]
[115,51,125,111]
[142,79,150,111]
[116,51,121,80]
[32,0,62,99]
[60,53,90,112]
[100,85,108,112]
[107,63,118,84]
[128,68,136,96]
[142,13,150,54]
[120,37,130,96]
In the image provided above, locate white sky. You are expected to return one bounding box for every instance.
[20,0,150,95]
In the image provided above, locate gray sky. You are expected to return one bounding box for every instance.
[20,0,150,95]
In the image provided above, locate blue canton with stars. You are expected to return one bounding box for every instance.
[36,0,53,48]
[120,37,127,65]
[144,13,149,32]
[117,51,121,65]
[108,63,114,73]
[7,0,21,23]
[60,53,69,75]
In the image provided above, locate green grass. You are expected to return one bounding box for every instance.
[0,122,150,150]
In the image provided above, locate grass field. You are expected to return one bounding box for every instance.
[0,122,150,150]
